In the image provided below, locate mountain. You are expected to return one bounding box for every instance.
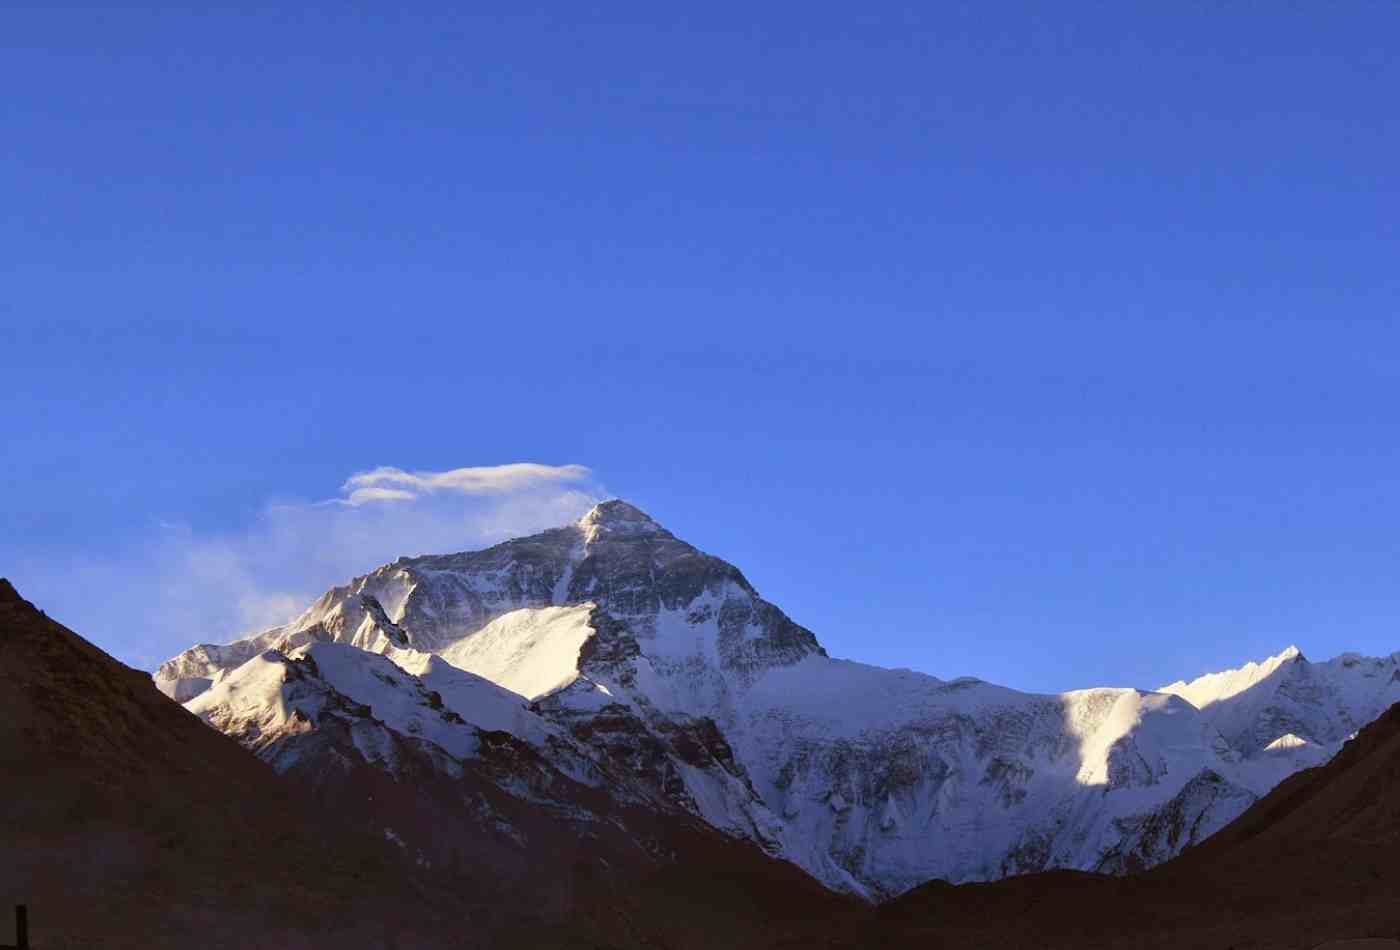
[1174,690,1400,904]
[157,500,1400,900]
[874,697,1400,949]
[179,636,729,893]
[1159,644,1400,757]
[0,577,484,949]
[1,577,853,949]
[14,554,1396,950]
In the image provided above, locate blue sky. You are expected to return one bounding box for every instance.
[4,3,1398,691]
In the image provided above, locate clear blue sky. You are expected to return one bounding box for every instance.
[4,3,1398,691]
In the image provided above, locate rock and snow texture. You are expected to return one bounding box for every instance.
[1159,645,1400,759]
[186,643,490,768]
[157,500,1400,900]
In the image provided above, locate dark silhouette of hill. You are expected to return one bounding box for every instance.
[0,579,852,949]
[0,578,498,948]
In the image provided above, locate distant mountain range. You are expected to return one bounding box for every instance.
[155,500,1400,899]
[876,683,1400,949]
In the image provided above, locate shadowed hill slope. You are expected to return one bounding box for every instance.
[0,578,854,949]
[0,578,498,949]
[1181,699,1400,859]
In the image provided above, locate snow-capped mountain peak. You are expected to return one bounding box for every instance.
[578,499,670,541]
[155,508,1400,900]
[1159,645,1306,710]
[1158,644,1400,759]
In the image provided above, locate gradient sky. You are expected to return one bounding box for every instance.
[4,3,1399,692]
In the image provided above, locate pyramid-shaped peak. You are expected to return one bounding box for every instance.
[0,578,22,604]
[578,499,670,539]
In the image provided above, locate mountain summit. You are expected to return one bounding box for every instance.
[578,499,671,539]
[156,507,1400,899]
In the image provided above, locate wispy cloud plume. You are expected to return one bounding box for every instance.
[14,463,602,671]
[339,463,591,506]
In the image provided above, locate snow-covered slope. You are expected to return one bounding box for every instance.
[437,604,597,699]
[158,500,1399,899]
[177,636,737,888]
[184,641,561,765]
[1159,645,1400,758]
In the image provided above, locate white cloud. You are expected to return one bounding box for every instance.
[341,486,419,505]
[13,463,602,671]
[340,463,591,505]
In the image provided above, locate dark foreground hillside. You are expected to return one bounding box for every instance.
[0,579,852,949]
[0,578,487,948]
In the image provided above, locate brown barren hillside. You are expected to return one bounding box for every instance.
[0,579,854,949]
[0,578,499,949]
